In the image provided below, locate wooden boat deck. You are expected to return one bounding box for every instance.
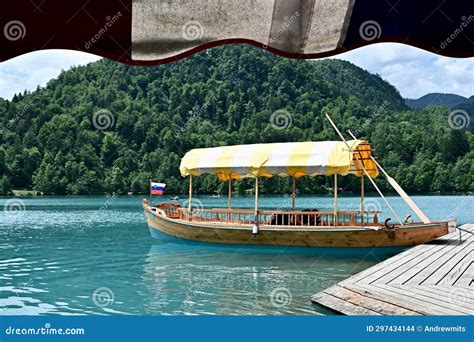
[311,223,474,315]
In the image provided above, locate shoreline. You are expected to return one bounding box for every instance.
[2,191,473,197]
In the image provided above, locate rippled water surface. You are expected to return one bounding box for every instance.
[1,195,472,315]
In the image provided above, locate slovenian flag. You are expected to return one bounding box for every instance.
[151,182,166,195]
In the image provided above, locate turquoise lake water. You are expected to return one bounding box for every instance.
[0,195,472,315]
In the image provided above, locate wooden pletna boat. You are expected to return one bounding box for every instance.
[143,116,455,248]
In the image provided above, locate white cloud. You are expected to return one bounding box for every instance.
[0,50,101,100]
[335,43,473,99]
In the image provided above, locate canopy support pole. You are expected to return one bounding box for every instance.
[254,177,259,224]
[188,175,193,219]
[149,178,152,208]
[361,175,365,225]
[228,179,232,209]
[334,174,338,227]
[325,114,403,226]
[292,176,296,211]
[347,130,431,224]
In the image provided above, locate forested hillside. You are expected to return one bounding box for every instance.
[0,46,472,195]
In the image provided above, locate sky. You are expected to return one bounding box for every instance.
[0,43,472,100]
[335,43,473,99]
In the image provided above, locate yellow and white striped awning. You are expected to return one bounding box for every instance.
[179,140,378,180]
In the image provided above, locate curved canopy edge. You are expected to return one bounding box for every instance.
[179,140,378,180]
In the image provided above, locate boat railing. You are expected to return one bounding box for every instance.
[174,207,380,227]
[151,203,181,219]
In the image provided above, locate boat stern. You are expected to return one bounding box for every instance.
[447,218,457,233]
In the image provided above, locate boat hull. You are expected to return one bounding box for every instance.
[144,206,451,248]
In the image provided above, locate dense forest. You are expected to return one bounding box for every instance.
[0,46,472,196]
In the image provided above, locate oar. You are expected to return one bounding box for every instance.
[347,130,431,224]
[325,114,404,226]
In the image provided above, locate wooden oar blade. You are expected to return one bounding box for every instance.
[387,176,431,224]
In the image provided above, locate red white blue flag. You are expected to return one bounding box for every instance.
[151,182,166,195]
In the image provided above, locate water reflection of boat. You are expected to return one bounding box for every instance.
[147,235,403,257]
[143,117,454,248]
[143,243,386,315]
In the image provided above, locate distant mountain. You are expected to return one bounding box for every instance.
[406,93,474,109]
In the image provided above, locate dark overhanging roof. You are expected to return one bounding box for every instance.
[0,0,472,65]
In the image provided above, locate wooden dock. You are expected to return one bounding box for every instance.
[311,223,473,315]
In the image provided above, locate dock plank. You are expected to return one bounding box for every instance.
[438,251,473,286]
[311,224,474,315]
[379,243,457,285]
[311,291,381,315]
[454,262,473,287]
[388,241,472,285]
[414,241,473,285]
[389,285,474,315]
[412,284,474,312]
[362,230,471,286]
[322,285,418,315]
[346,229,470,285]
[343,243,439,285]
[347,282,462,315]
